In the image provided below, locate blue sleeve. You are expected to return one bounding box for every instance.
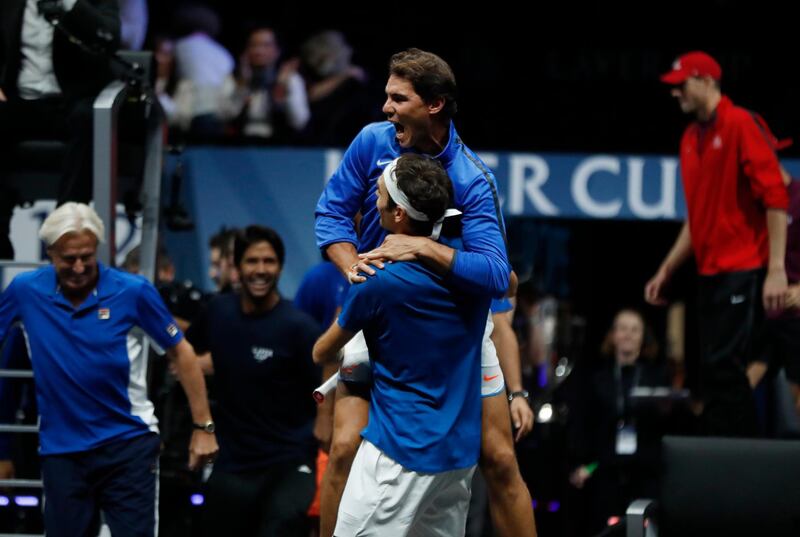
[294,264,348,329]
[337,277,381,335]
[135,280,184,350]
[490,297,513,314]
[293,272,317,317]
[0,279,21,343]
[315,127,372,250]
[450,174,510,298]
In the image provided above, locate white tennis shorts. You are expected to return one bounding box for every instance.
[335,439,475,537]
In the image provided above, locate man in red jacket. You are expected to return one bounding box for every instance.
[645,51,789,436]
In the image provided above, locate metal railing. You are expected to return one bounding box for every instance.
[0,55,165,535]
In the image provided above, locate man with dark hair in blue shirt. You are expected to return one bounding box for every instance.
[0,202,217,537]
[314,154,488,535]
[186,225,323,537]
[315,48,535,537]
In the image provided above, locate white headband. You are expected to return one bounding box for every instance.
[380,157,462,240]
[381,158,429,221]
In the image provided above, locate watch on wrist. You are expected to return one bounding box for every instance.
[508,390,529,403]
[193,420,216,433]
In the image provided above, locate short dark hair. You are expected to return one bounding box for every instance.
[389,48,458,119]
[233,225,285,268]
[386,154,453,236]
[209,227,237,257]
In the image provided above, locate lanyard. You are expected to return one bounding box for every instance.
[614,363,641,419]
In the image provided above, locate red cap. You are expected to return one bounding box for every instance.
[660,51,722,85]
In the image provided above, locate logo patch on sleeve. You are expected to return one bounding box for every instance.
[98,308,111,320]
[166,323,179,337]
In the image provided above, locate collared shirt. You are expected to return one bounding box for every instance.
[679,96,789,275]
[0,263,183,455]
[17,0,78,99]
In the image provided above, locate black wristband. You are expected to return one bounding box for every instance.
[192,421,216,433]
[508,390,529,402]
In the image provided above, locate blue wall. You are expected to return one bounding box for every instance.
[162,147,800,297]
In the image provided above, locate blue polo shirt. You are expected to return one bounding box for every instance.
[0,263,183,455]
[338,261,489,474]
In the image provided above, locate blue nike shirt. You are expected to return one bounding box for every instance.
[315,121,510,297]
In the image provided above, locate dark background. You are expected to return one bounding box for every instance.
[148,0,799,156]
[148,0,794,356]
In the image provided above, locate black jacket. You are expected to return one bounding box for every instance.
[0,0,120,100]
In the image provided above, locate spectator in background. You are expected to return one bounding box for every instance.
[187,226,321,537]
[220,26,309,143]
[172,4,233,141]
[645,51,789,437]
[568,309,669,535]
[151,34,191,142]
[119,0,147,50]
[0,0,121,260]
[299,30,377,147]
[122,244,206,331]
[208,227,240,293]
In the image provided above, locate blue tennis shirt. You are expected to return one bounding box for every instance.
[315,121,510,298]
[0,263,183,455]
[338,260,490,473]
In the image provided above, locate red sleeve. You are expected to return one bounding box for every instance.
[738,113,789,210]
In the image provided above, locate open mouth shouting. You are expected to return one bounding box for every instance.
[391,120,409,146]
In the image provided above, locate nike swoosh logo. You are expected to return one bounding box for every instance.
[376,159,393,166]
[483,374,499,382]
